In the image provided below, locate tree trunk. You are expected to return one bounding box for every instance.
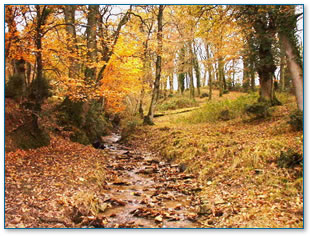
[64,5,79,79]
[222,65,227,92]
[206,44,212,100]
[178,73,185,94]
[85,5,98,81]
[97,9,130,82]
[280,52,286,92]
[242,57,250,91]
[169,73,174,94]
[279,33,303,111]
[252,14,279,104]
[32,5,50,110]
[35,5,44,81]
[178,45,186,94]
[250,62,256,92]
[192,42,201,96]
[144,5,164,125]
[218,59,224,97]
[138,87,144,119]
[258,70,273,101]
[188,66,195,99]
[25,61,32,87]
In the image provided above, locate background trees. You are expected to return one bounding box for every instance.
[5,4,303,124]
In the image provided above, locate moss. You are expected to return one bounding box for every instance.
[27,77,52,103]
[9,115,50,150]
[57,98,111,145]
[70,130,90,145]
[58,98,86,127]
[218,109,231,121]
[5,75,25,100]
[288,110,303,131]
[277,149,303,168]
[245,102,271,118]
[120,115,141,141]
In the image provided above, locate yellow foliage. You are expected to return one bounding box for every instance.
[99,35,143,112]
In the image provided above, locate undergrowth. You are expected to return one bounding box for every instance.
[180,93,258,123]
[126,91,303,228]
[179,92,292,124]
[156,96,198,112]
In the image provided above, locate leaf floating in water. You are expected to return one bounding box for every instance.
[155,215,163,223]
[112,181,131,186]
[131,192,141,196]
[104,198,126,206]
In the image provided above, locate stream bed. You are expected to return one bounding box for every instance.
[97,133,203,228]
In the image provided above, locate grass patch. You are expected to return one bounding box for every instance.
[180,93,258,123]
[157,96,198,112]
[126,91,303,228]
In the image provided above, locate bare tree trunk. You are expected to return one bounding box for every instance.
[35,5,44,81]
[279,33,303,111]
[280,53,286,92]
[206,44,212,100]
[138,87,144,119]
[97,9,130,82]
[64,5,79,79]
[169,73,174,94]
[85,5,98,81]
[192,42,201,96]
[258,71,273,101]
[25,61,32,87]
[144,5,164,125]
[188,66,195,99]
[218,58,224,97]
[250,63,255,92]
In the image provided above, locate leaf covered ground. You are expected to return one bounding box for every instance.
[5,91,303,228]
[5,135,203,228]
[126,92,303,228]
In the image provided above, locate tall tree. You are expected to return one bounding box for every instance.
[85,5,98,81]
[276,5,303,111]
[64,5,79,79]
[206,43,213,100]
[144,5,164,125]
[236,6,280,104]
[192,42,201,96]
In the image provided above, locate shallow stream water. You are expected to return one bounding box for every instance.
[98,133,203,228]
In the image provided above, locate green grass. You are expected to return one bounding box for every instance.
[180,93,259,123]
[156,96,198,112]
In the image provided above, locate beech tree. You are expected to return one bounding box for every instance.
[144,5,164,125]
[275,5,303,111]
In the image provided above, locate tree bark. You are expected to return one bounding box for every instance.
[250,62,255,92]
[144,5,164,125]
[85,5,98,81]
[188,66,195,99]
[218,58,224,97]
[279,51,286,92]
[178,45,186,94]
[192,42,201,96]
[97,9,130,82]
[35,5,44,81]
[169,73,174,94]
[206,44,212,100]
[64,5,79,79]
[279,33,303,111]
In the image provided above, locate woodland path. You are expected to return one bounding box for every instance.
[97,133,203,228]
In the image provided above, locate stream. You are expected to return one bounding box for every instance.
[97,133,203,228]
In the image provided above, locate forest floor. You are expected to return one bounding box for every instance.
[126,90,303,228]
[5,133,205,228]
[5,90,303,228]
